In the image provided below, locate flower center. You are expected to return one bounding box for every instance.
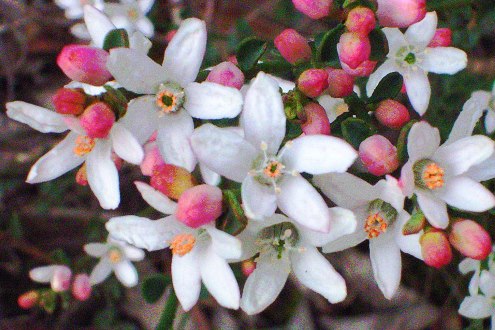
[74,135,95,156]
[263,160,284,179]
[404,52,416,64]
[127,8,139,21]
[170,234,196,256]
[413,159,445,190]
[108,248,122,264]
[155,83,185,115]
[257,222,300,259]
[365,199,398,239]
[365,213,388,238]
[335,103,349,116]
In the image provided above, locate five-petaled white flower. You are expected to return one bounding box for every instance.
[238,211,355,314]
[191,72,357,232]
[104,0,155,38]
[366,12,467,115]
[106,17,243,172]
[400,121,495,229]
[314,173,423,299]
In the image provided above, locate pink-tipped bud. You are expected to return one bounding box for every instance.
[176,184,223,228]
[301,102,331,135]
[274,29,312,65]
[227,55,238,65]
[79,102,115,138]
[375,99,410,129]
[165,30,177,43]
[345,7,376,36]
[57,45,112,86]
[206,62,245,90]
[341,59,376,77]
[428,28,452,47]
[298,69,329,98]
[292,0,332,19]
[18,291,39,309]
[72,274,92,301]
[52,88,86,115]
[376,0,426,28]
[449,219,492,260]
[76,164,88,186]
[338,32,371,70]
[51,266,72,292]
[141,142,166,176]
[150,164,196,200]
[326,68,354,98]
[420,228,452,268]
[242,260,256,277]
[359,135,399,176]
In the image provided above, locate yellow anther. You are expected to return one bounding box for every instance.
[335,103,349,116]
[170,234,196,256]
[74,135,95,156]
[263,160,284,179]
[422,162,444,190]
[108,249,122,264]
[156,90,179,114]
[364,213,388,239]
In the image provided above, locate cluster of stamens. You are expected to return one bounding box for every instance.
[170,233,196,256]
[155,83,185,115]
[414,159,445,190]
[256,222,302,259]
[108,248,122,264]
[74,135,95,156]
[365,199,398,239]
[365,213,388,238]
[396,46,423,71]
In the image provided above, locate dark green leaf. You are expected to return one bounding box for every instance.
[368,72,403,104]
[222,189,248,235]
[317,24,345,63]
[236,37,268,72]
[156,289,178,330]
[369,28,387,61]
[341,117,376,149]
[103,29,130,51]
[403,209,426,235]
[396,119,418,163]
[103,85,128,119]
[343,0,377,10]
[39,289,57,314]
[142,274,172,304]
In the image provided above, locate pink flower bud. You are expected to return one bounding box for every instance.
[57,45,112,86]
[165,30,177,43]
[345,6,376,36]
[206,62,245,90]
[79,102,115,138]
[375,99,410,129]
[274,29,312,65]
[376,0,426,28]
[176,184,223,228]
[359,135,399,176]
[52,88,86,115]
[341,59,376,77]
[76,164,88,186]
[51,266,72,292]
[150,164,196,200]
[449,219,492,260]
[298,69,329,98]
[72,273,92,301]
[18,291,39,309]
[242,260,256,277]
[420,228,452,268]
[301,102,331,135]
[141,142,166,176]
[292,0,332,19]
[227,55,238,65]
[326,68,354,98]
[428,28,452,47]
[338,32,371,69]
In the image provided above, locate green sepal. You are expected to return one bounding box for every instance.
[403,209,427,235]
[103,28,130,51]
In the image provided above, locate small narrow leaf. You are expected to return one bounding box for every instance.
[317,24,345,63]
[142,274,172,304]
[368,72,403,104]
[341,117,376,149]
[403,209,427,235]
[369,28,387,61]
[396,119,418,163]
[103,29,130,51]
[156,289,179,330]
[222,189,248,236]
[236,37,268,72]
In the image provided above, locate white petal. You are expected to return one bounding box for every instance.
[156,111,196,172]
[110,123,144,164]
[83,5,115,48]
[172,249,202,311]
[465,154,495,182]
[369,234,402,299]
[291,246,347,303]
[459,295,494,319]
[480,270,495,297]
[200,246,240,309]
[486,111,495,134]
[383,28,408,56]
[122,245,145,261]
[89,259,113,285]
[266,74,295,93]
[400,161,415,197]
[421,47,467,74]
[416,190,449,229]
[405,12,438,50]
[27,132,84,183]
[162,18,206,86]
[375,176,405,212]
[84,243,109,257]
[241,176,277,220]
[322,228,368,253]
[107,48,167,94]
[317,95,345,123]
[205,226,242,260]
[6,101,68,133]
[129,31,152,53]
[446,93,488,145]
[135,17,154,37]
[114,260,139,287]
[119,95,157,144]
[106,215,182,251]
[394,211,423,260]
[240,254,290,315]
[404,69,431,115]
[138,0,154,13]
[184,82,243,119]
[407,121,440,162]
[459,258,480,275]
[438,176,495,212]
[30,266,58,283]
[199,164,221,186]
[277,175,331,233]
[190,124,256,182]
[70,23,91,40]
[134,181,177,214]
[240,72,286,154]
[366,59,396,97]
[86,139,120,209]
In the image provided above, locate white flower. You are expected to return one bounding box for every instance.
[106,17,243,171]
[29,265,72,292]
[55,0,103,19]
[459,267,495,329]
[191,72,357,232]
[85,237,145,287]
[238,211,355,314]
[104,0,155,38]
[105,182,241,311]
[314,173,423,299]
[5,101,144,209]
[317,86,359,123]
[366,12,467,115]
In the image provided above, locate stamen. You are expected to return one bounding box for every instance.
[170,234,196,256]
[108,249,122,264]
[74,135,95,156]
[263,160,284,178]
[260,141,268,151]
[422,163,445,190]
[156,90,179,114]
[364,213,388,238]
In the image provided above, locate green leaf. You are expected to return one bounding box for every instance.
[368,72,403,104]
[51,249,70,266]
[403,209,426,235]
[103,85,128,119]
[142,274,172,304]
[103,29,130,51]
[369,28,387,61]
[396,119,418,163]
[221,189,248,235]
[317,24,345,63]
[236,37,268,72]
[39,289,57,314]
[341,117,376,149]
[343,0,377,10]
[156,289,178,330]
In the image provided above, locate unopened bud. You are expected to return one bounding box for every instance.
[298,69,329,98]
[57,45,112,86]
[18,291,39,309]
[242,259,256,277]
[292,0,332,19]
[176,184,223,228]
[141,142,165,176]
[449,219,492,260]
[51,266,72,292]
[359,135,399,176]
[341,59,376,77]
[206,62,245,90]
[150,164,196,200]
[345,7,376,36]
[301,102,331,135]
[338,32,371,69]
[52,88,86,115]
[376,0,426,28]
[420,228,452,268]
[72,273,92,301]
[326,68,354,98]
[428,28,452,47]
[274,29,312,64]
[79,102,115,138]
[375,99,410,129]
[76,164,88,186]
